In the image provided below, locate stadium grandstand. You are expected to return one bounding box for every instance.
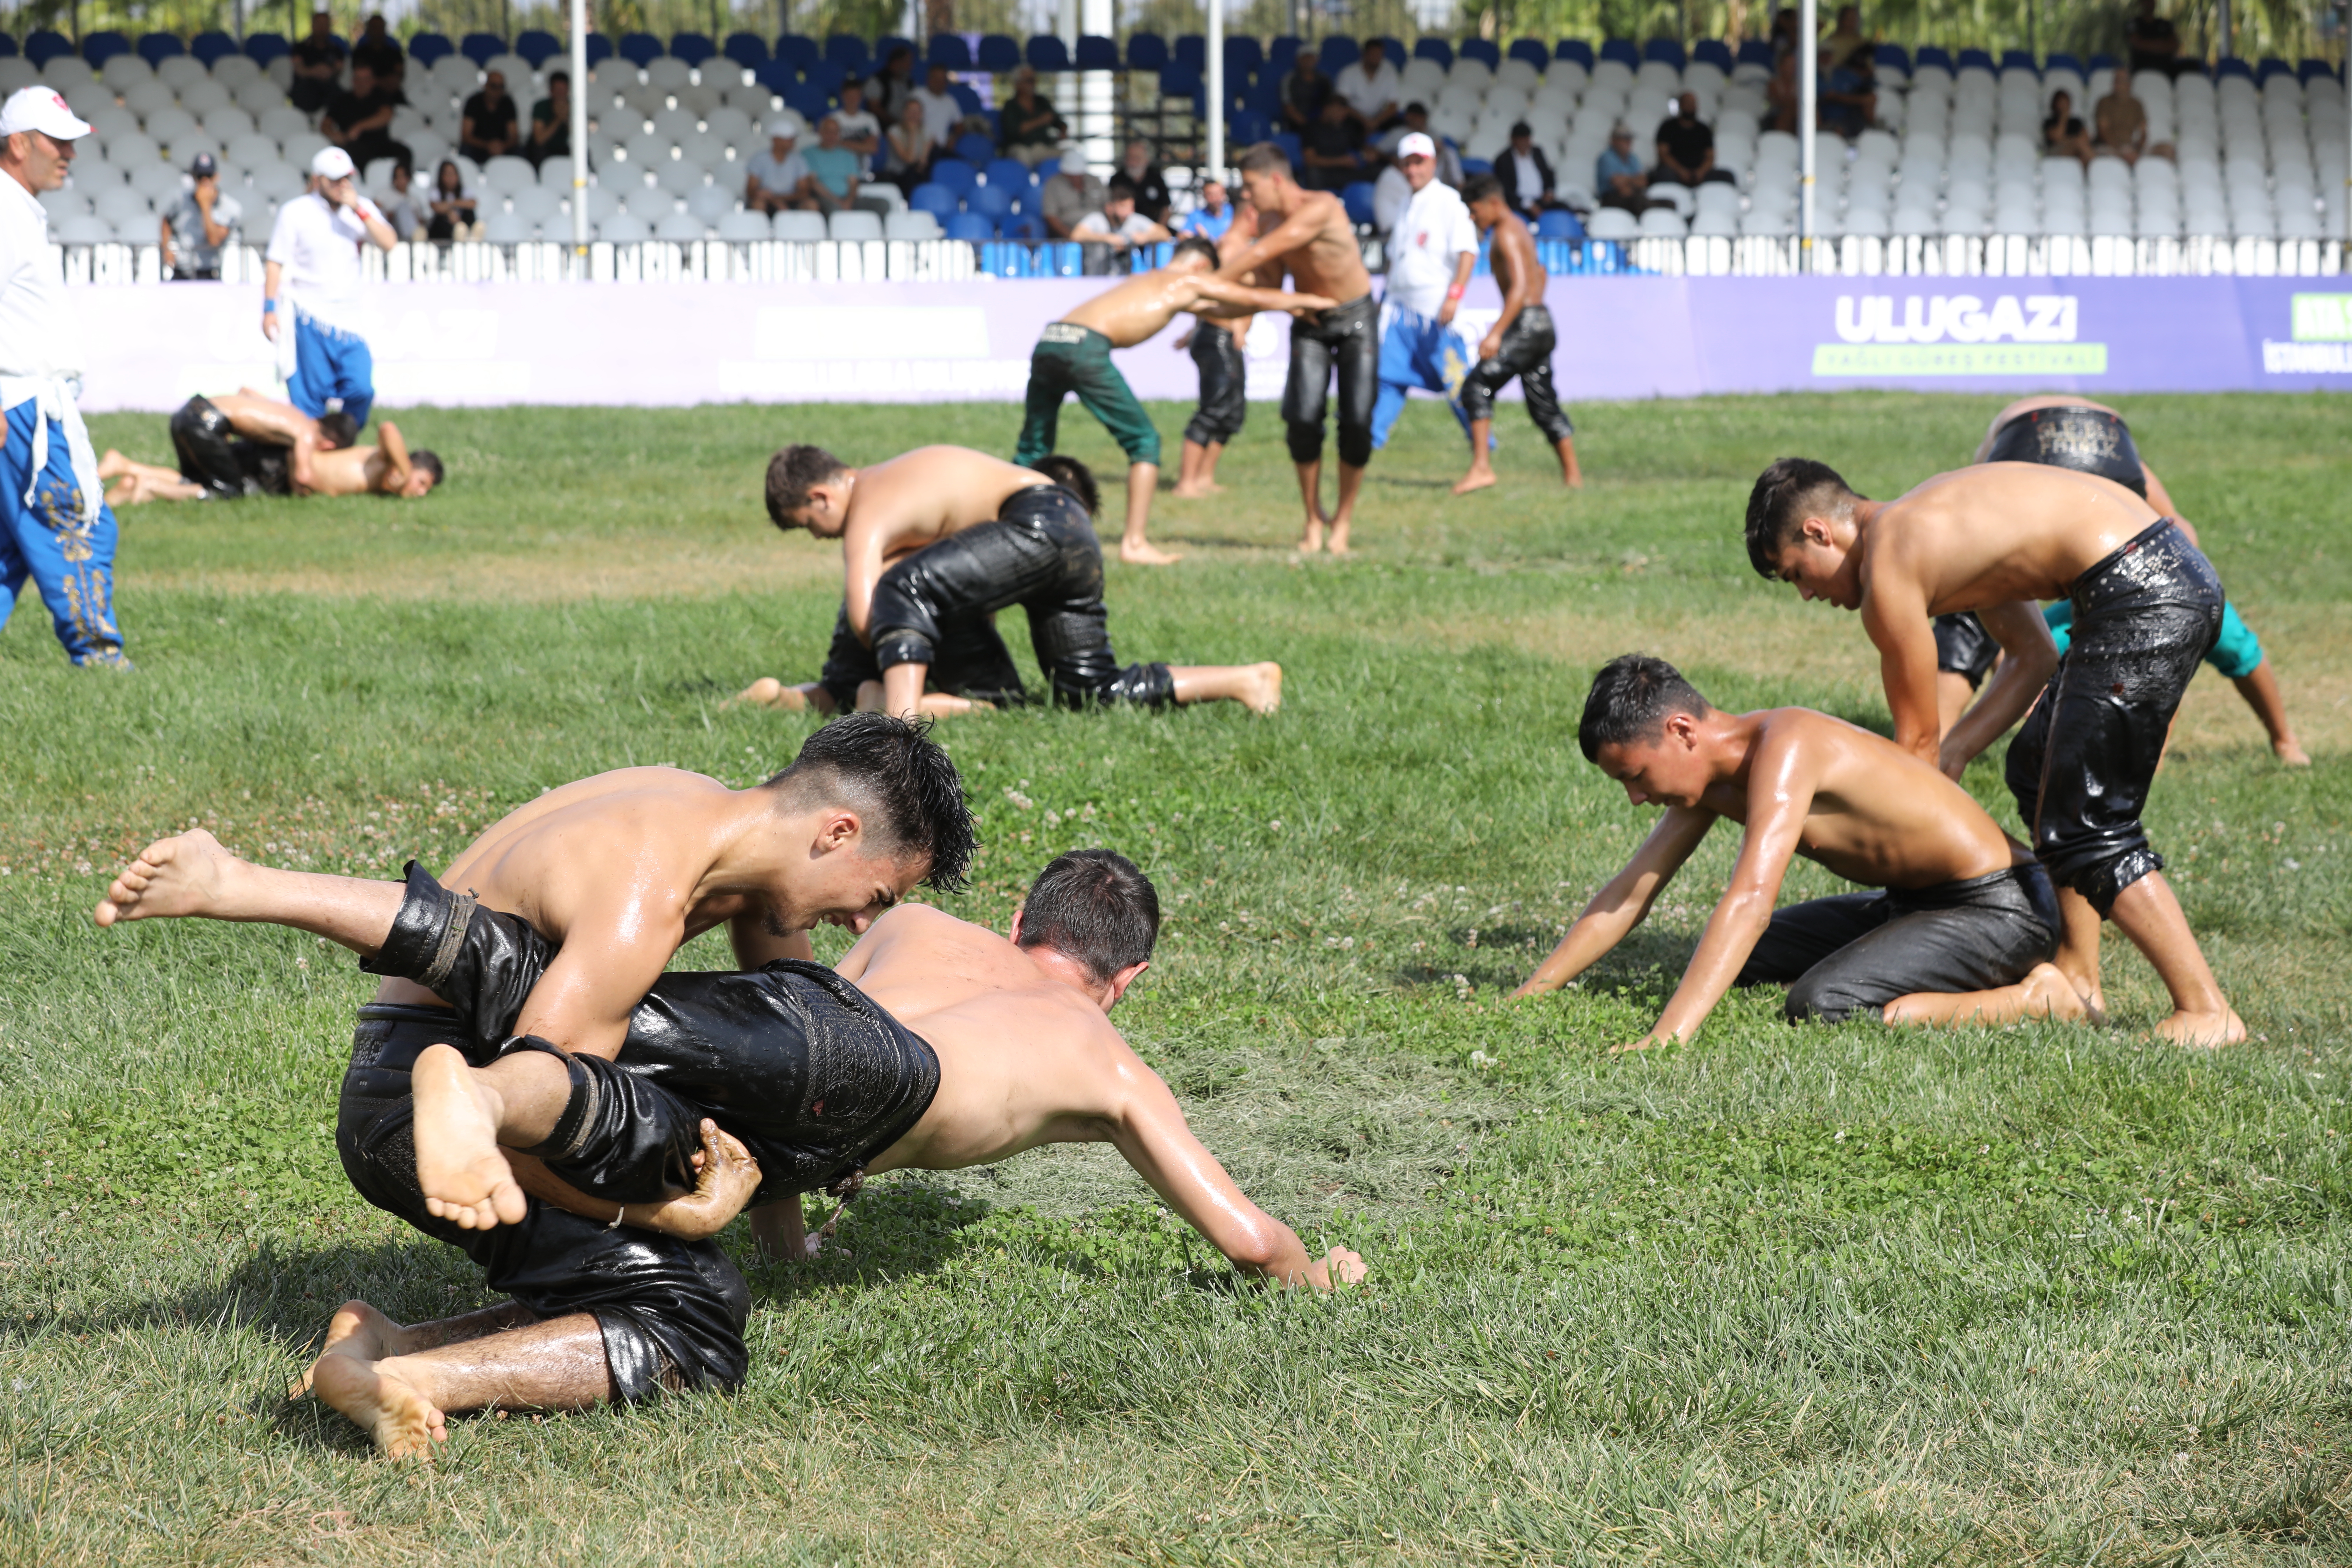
[6,17,2345,281]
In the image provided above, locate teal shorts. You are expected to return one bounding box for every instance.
[2045,597,2263,680]
[1014,322,1162,468]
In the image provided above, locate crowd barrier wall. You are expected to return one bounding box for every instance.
[74,274,2352,413]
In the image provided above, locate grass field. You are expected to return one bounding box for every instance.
[2,390,2348,1565]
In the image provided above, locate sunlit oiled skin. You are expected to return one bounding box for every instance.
[1060,251,1333,347]
[290,420,435,498]
[1219,166,1373,306]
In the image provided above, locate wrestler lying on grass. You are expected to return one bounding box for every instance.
[102,402,440,503]
[735,446,1281,719]
[99,388,358,505]
[94,838,1363,1457]
[1513,655,2081,1048]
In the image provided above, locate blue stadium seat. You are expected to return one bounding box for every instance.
[190,30,239,66]
[1127,31,1168,71]
[137,32,184,65]
[1644,39,1684,69]
[930,158,979,192]
[0,33,15,57]
[2300,58,2337,83]
[985,157,1032,187]
[82,31,131,66]
[2088,52,2120,72]
[775,34,818,69]
[1374,35,1407,66]
[752,59,795,92]
[1459,38,1501,69]
[1316,35,1358,71]
[1914,45,1954,72]
[2255,55,2291,82]
[1955,48,1994,72]
[242,31,289,65]
[513,29,560,67]
[2045,51,2084,75]
[2214,56,2253,80]
[1074,34,1118,69]
[1999,48,2035,71]
[25,29,72,67]
[462,32,506,66]
[954,131,994,163]
[1598,38,1638,68]
[1159,61,1202,106]
[1693,38,1733,70]
[1002,212,1046,240]
[975,34,1020,71]
[1272,131,1302,170]
[1268,35,1302,72]
[1026,35,1070,71]
[618,32,662,65]
[1460,157,1492,176]
[721,31,768,67]
[949,82,985,114]
[1736,39,1773,68]
[1507,38,1550,69]
[806,59,847,92]
[670,32,715,65]
[1339,181,1376,226]
[1222,35,1262,76]
[786,85,830,120]
[585,35,613,65]
[1228,109,1268,144]
[825,33,870,72]
[1173,33,1205,71]
[945,210,995,241]
[1413,37,1452,67]
[876,35,917,69]
[967,183,1014,219]
[1557,40,1596,69]
[1247,74,1283,114]
[928,33,972,69]
[1535,208,1584,239]
[1873,43,1910,74]
[909,182,958,217]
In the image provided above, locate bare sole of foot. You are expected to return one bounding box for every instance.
[2152,1007,2249,1048]
[310,1352,446,1460]
[2277,742,2312,766]
[729,677,809,711]
[295,1299,407,1395]
[1241,662,1283,715]
[2013,962,2091,1022]
[1451,470,1498,495]
[411,1044,528,1231]
[93,828,243,928]
[1119,541,1184,566]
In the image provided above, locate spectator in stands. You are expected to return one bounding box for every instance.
[1302,96,1368,192]
[1652,93,1736,189]
[799,113,890,215]
[377,159,429,241]
[2043,89,2093,166]
[527,72,570,169]
[1281,52,1331,131]
[161,152,241,281]
[834,78,882,170]
[1116,138,1171,225]
[2094,71,2169,164]
[1766,50,1800,134]
[1179,178,1236,239]
[460,70,519,164]
[1769,7,1801,64]
[1818,45,1876,138]
[1040,142,1106,238]
[289,11,346,115]
[2126,0,2182,76]
[1822,5,1869,66]
[1496,122,1560,217]
[1334,39,1402,134]
[352,14,404,99]
[745,119,811,215]
[1072,176,1173,252]
[1373,104,1461,184]
[999,67,1066,167]
[873,44,919,125]
[1596,122,1658,211]
[426,159,479,241]
[913,63,965,155]
[882,99,936,195]
[323,59,411,175]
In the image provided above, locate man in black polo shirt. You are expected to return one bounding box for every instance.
[1651,92,1734,190]
[461,70,520,164]
[322,59,412,173]
[289,10,346,114]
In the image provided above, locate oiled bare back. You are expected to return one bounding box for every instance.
[1871,463,2161,614]
[847,446,1054,563]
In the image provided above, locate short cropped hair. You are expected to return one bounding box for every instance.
[1236,142,1292,177]
[1017,849,1160,984]
[1509,119,1532,137]
[1460,172,1503,205]
[1170,234,1219,269]
[764,712,974,891]
[317,411,359,449]
[1029,453,1101,516]
[410,449,444,486]
[1578,654,1711,762]
[765,444,849,530]
[1744,457,1857,578]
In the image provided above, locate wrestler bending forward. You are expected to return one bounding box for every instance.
[736,445,1280,719]
[95,842,1363,1456]
[1514,656,2082,1048]
[99,388,358,506]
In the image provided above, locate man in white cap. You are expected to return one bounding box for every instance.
[263,146,396,433]
[0,85,129,667]
[1038,141,1106,241]
[1367,131,1476,458]
[743,115,809,216]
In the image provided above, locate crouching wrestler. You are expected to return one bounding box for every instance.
[98,389,358,505]
[1513,655,2081,1048]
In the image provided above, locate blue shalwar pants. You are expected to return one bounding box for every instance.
[0,401,126,666]
[1368,305,1472,450]
[287,313,375,430]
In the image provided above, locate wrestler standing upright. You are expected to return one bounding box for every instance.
[1172,198,1265,499]
[1454,173,1581,494]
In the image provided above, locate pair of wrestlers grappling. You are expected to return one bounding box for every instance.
[97,390,444,505]
[92,395,2259,1456]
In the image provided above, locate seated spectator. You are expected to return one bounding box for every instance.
[460,70,519,164]
[882,98,936,194]
[1039,141,1106,237]
[798,114,891,214]
[1334,38,1402,134]
[2043,89,2093,166]
[1302,96,1368,191]
[1822,4,1869,67]
[323,60,412,173]
[161,152,241,280]
[834,78,883,169]
[289,10,346,115]
[1496,122,1561,215]
[2094,71,2171,164]
[873,43,918,124]
[352,13,404,99]
[1282,53,1331,131]
[1374,104,1462,184]
[913,63,969,153]
[1178,178,1236,239]
[1071,176,1173,251]
[527,72,571,168]
[1652,93,1737,187]
[999,66,1066,167]
[1596,121,1660,211]
[1819,45,1876,138]
[376,159,429,240]
[426,159,479,241]
[1115,138,1171,224]
[1766,50,1801,134]
[744,119,811,215]
[2127,0,2182,76]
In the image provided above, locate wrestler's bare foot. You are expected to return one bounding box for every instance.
[1325,521,1352,556]
[1452,462,1498,495]
[1120,540,1184,565]
[295,1299,414,1394]
[1885,963,2091,1027]
[98,448,131,479]
[2152,1007,2248,1049]
[412,1044,528,1230]
[1296,515,1327,554]
[1238,662,1283,715]
[1169,480,1225,498]
[2014,962,2091,1022]
[310,1350,446,1460]
[731,676,802,710]
[2276,737,2312,767]
[93,829,253,927]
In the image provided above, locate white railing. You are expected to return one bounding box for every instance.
[55,238,981,285]
[1646,234,2347,277]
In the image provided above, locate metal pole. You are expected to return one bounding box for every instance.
[234,0,244,44]
[1799,0,1816,270]
[2216,0,2231,61]
[1206,0,1224,176]
[570,0,589,256]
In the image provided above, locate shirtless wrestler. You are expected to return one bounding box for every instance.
[1171,201,1267,499]
[289,418,443,498]
[1748,456,2244,1045]
[1513,655,2078,1048]
[1015,233,1334,564]
[735,445,1281,718]
[94,714,978,1432]
[98,388,360,505]
[92,844,1364,1455]
[1219,143,1379,554]
[1452,175,1581,495]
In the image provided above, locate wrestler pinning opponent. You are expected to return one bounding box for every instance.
[98,389,359,505]
[1218,144,1380,554]
[1748,455,2245,1045]
[1015,235,1330,565]
[1513,656,2080,1047]
[1452,174,1581,494]
[97,842,1362,1456]
[1171,200,1266,499]
[738,444,1281,717]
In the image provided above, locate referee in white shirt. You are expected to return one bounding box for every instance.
[0,86,127,667]
[1368,132,1477,454]
[264,147,396,430]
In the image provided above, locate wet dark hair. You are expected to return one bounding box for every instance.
[1105,173,1139,202]
[1016,848,1160,984]
[1236,142,1292,176]
[409,449,444,486]
[1028,454,1100,516]
[1744,457,1858,578]
[1578,654,1711,762]
[764,712,974,891]
[1460,173,1503,205]
[765,443,849,530]
[1170,234,1218,268]
[317,410,359,448]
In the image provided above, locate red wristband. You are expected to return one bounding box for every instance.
[1446,282,1465,300]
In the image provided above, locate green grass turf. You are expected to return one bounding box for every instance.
[2,391,2349,1564]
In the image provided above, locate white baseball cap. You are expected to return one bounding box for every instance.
[1396,131,1436,161]
[311,145,357,180]
[766,114,802,139]
[0,86,93,141]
